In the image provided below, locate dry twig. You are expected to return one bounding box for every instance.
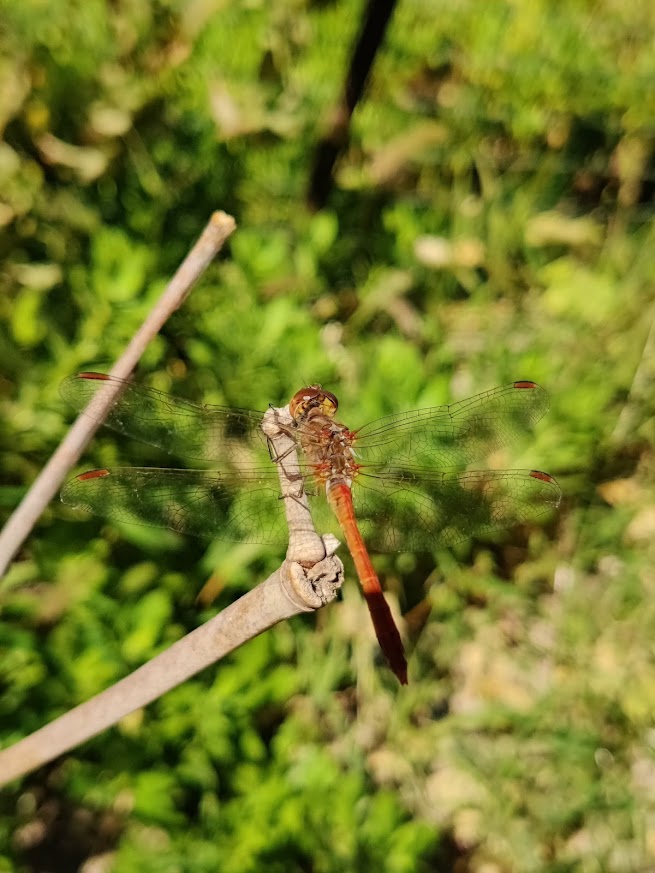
[0,404,343,786]
[0,211,236,576]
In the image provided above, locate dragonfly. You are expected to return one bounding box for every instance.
[60,373,561,685]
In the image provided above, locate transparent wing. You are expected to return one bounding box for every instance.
[61,467,290,544]
[60,373,273,464]
[60,376,560,553]
[348,469,561,552]
[352,382,549,468]
[61,465,561,552]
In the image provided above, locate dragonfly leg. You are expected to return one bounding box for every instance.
[268,441,298,464]
[276,456,308,502]
[265,425,299,463]
[265,407,299,463]
[278,490,310,510]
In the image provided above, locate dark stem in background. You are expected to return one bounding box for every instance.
[307,0,398,210]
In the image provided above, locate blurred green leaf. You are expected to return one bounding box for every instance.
[2,0,655,871]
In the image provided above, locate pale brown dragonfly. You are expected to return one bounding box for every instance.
[61,374,561,683]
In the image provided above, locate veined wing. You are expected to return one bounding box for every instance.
[61,464,561,552]
[348,468,561,553]
[61,466,291,544]
[60,373,273,464]
[352,382,549,469]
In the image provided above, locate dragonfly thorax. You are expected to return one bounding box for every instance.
[289,386,357,485]
[294,411,358,490]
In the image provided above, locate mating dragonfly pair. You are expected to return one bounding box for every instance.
[61,374,561,684]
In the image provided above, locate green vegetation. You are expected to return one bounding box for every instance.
[1,0,654,870]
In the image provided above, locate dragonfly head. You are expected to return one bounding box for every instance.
[289,385,338,421]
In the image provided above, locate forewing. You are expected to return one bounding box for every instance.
[61,467,290,544]
[350,469,561,552]
[352,382,549,468]
[60,373,272,464]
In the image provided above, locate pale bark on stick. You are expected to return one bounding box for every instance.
[261,406,339,566]
[0,211,236,577]
[0,408,344,786]
[0,560,341,786]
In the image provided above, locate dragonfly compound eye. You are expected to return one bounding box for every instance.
[289,385,339,419]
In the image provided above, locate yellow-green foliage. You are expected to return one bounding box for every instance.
[1,0,655,870]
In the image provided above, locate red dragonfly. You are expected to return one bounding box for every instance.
[61,374,561,684]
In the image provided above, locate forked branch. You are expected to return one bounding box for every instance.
[0,410,343,786]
